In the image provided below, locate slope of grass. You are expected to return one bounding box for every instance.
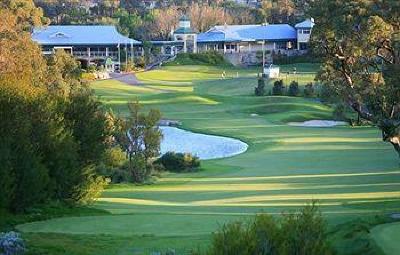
[371,222,400,255]
[16,63,400,254]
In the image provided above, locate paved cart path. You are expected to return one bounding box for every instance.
[109,73,141,86]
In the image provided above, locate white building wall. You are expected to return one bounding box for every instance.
[297,30,311,43]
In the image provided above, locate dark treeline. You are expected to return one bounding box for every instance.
[33,0,311,40]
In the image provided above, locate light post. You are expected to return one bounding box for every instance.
[262,40,265,68]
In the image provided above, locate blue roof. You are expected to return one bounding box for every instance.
[32,25,141,46]
[197,24,297,43]
[295,19,315,29]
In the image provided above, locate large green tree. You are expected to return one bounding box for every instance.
[0,0,110,212]
[309,0,400,157]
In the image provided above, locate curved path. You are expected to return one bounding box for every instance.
[109,73,141,86]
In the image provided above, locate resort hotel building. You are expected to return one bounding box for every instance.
[31,25,141,72]
[32,15,315,70]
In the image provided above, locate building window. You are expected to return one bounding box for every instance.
[226,44,236,50]
[300,29,311,34]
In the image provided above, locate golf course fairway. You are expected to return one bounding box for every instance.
[16,64,400,254]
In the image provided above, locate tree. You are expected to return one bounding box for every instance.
[272,80,285,95]
[260,0,297,24]
[116,100,162,183]
[45,49,81,96]
[0,0,110,211]
[304,82,314,97]
[255,77,266,96]
[188,3,233,32]
[309,0,400,157]
[150,6,181,40]
[288,81,299,96]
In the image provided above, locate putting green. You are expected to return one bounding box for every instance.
[371,222,400,255]
[17,64,400,253]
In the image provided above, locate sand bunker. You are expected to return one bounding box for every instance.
[288,120,348,127]
[160,127,248,160]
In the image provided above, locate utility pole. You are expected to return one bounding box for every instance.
[118,43,121,72]
[262,40,265,67]
[262,40,266,76]
[125,40,128,71]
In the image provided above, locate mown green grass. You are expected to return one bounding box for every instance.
[371,222,400,255]
[17,63,400,254]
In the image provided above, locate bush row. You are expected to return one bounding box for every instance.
[255,79,316,97]
[272,52,322,65]
[155,152,200,173]
[167,52,230,66]
[99,148,201,183]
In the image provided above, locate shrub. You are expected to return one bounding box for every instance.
[103,147,126,169]
[81,72,97,81]
[288,81,300,96]
[280,203,332,255]
[209,221,257,255]
[272,80,285,96]
[97,148,131,183]
[121,60,135,72]
[254,77,266,96]
[272,52,322,65]
[136,56,146,68]
[86,64,96,73]
[304,82,315,97]
[167,52,230,66]
[155,152,200,172]
[109,167,132,183]
[207,203,332,255]
[0,231,25,255]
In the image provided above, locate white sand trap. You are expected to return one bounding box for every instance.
[160,127,248,160]
[288,120,348,127]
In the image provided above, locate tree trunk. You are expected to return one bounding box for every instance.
[380,120,400,158]
[391,142,400,158]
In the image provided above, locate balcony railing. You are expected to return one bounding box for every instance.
[71,51,141,59]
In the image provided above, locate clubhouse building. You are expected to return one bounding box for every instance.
[32,16,314,70]
[31,25,141,71]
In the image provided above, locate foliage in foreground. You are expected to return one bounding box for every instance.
[0,232,25,255]
[206,203,332,255]
[0,1,110,212]
[155,152,201,173]
[310,0,400,157]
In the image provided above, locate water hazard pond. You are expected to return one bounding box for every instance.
[159,127,248,160]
